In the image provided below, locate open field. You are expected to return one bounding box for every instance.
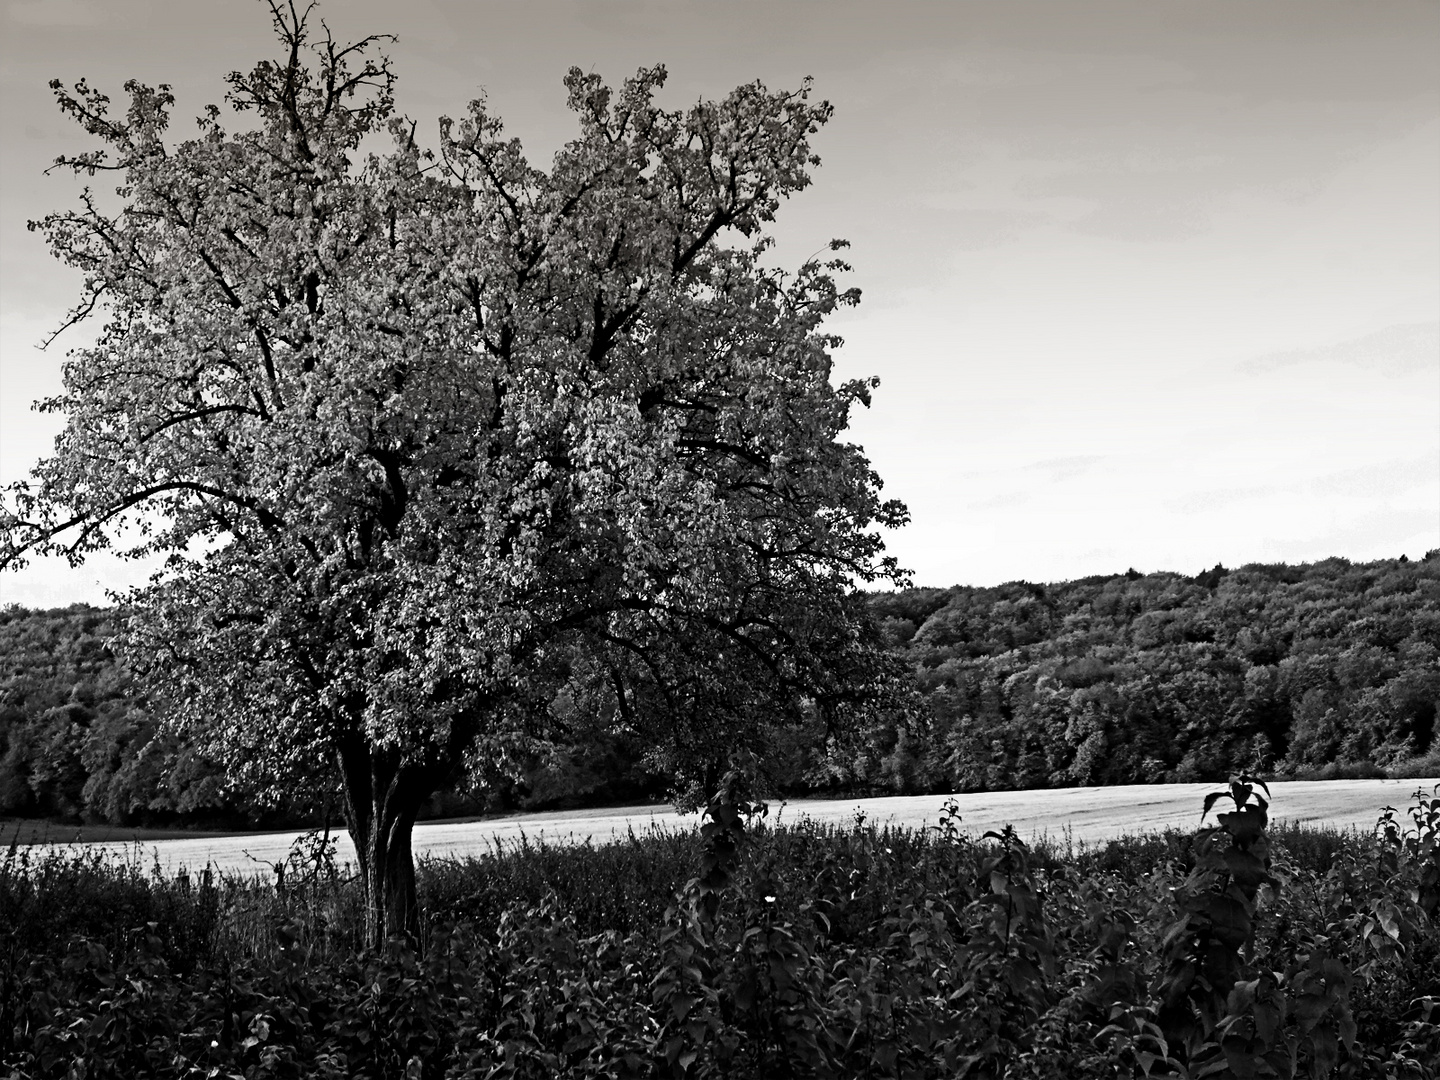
[1,819,233,845]
[25,777,1436,877]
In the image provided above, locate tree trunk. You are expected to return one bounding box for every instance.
[336,738,433,950]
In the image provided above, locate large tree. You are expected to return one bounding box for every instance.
[1,1,907,944]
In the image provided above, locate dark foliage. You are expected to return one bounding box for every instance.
[0,606,326,828]
[0,605,666,828]
[812,553,1440,796]
[2,785,1437,1077]
[3,553,1437,828]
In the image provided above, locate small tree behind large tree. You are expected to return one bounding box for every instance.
[2,1,908,945]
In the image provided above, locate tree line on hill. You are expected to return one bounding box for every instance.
[798,553,1439,796]
[2,553,1437,829]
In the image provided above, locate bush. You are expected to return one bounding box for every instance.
[3,785,1438,1077]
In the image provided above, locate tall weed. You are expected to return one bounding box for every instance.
[3,785,1439,1078]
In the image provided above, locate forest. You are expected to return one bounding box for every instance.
[827,552,1440,795]
[2,553,1437,830]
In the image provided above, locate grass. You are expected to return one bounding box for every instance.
[0,809,1383,970]
[2,791,1436,1078]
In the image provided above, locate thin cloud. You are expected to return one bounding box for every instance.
[969,490,1030,511]
[1310,454,1439,498]
[1240,322,1439,377]
[1022,455,1107,483]
[6,0,110,27]
[1170,485,1285,514]
[945,455,1107,486]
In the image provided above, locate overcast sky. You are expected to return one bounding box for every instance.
[2,0,1437,607]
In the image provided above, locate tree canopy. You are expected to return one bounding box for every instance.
[5,556,1436,839]
[846,555,1440,794]
[1,1,907,942]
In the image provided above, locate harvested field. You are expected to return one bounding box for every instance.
[29,777,1435,877]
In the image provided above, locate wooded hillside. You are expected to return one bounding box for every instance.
[3,554,1436,827]
[813,553,1439,795]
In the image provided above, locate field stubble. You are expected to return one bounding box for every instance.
[22,777,1433,877]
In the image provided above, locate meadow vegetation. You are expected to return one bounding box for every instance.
[3,780,1436,1078]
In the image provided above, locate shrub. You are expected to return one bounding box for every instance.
[3,785,1439,1077]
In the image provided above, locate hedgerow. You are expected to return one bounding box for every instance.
[2,782,1437,1078]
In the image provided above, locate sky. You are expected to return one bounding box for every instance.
[1,0,1437,607]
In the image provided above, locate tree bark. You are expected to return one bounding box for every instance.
[336,737,431,950]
